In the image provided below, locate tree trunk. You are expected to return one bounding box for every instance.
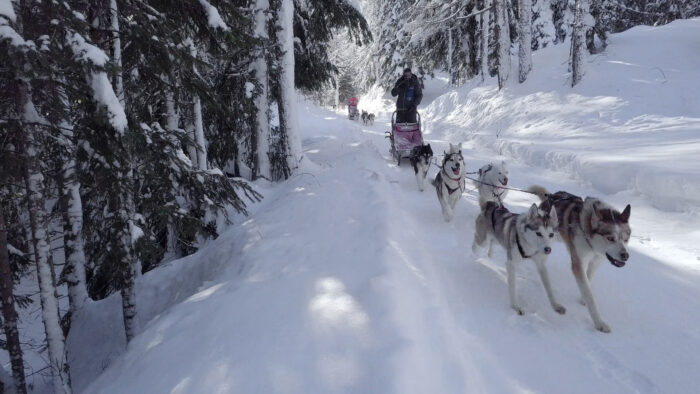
[518,0,533,82]
[109,0,140,342]
[570,0,589,86]
[17,81,72,394]
[253,0,271,180]
[190,44,208,171]
[56,76,89,317]
[334,77,340,109]
[57,163,89,316]
[110,0,125,106]
[495,0,511,89]
[481,0,491,81]
[447,26,454,86]
[277,0,302,173]
[0,211,27,394]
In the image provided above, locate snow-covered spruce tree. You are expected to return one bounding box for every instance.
[78,1,259,307]
[552,0,575,43]
[495,0,512,89]
[570,0,591,86]
[2,2,75,392]
[532,0,556,50]
[518,0,533,82]
[292,0,372,91]
[374,0,415,86]
[0,3,28,392]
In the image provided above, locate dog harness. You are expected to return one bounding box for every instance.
[515,231,535,259]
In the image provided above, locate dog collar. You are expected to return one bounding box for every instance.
[444,172,463,183]
[516,231,536,259]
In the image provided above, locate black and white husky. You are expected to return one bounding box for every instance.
[473,201,563,315]
[530,186,632,333]
[431,143,465,222]
[477,161,509,209]
[368,113,376,125]
[409,144,433,191]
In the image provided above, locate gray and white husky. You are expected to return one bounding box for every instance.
[431,143,465,222]
[530,186,632,333]
[410,144,433,191]
[477,161,509,209]
[472,201,564,315]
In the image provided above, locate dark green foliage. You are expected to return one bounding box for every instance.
[293,0,372,91]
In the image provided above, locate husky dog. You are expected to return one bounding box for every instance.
[431,143,465,222]
[477,161,510,209]
[473,201,563,315]
[530,186,631,333]
[409,144,433,191]
[361,110,369,124]
[368,113,376,125]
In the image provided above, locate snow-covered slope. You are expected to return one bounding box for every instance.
[424,19,700,214]
[78,19,700,394]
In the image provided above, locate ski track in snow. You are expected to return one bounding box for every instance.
[80,20,700,394]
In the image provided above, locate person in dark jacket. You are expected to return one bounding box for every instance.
[391,67,423,123]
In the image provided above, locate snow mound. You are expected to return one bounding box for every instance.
[423,18,700,213]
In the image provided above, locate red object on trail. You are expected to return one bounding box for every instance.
[348,97,358,106]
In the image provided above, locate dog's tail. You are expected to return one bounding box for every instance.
[528,185,549,202]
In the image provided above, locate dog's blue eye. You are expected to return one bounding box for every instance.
[536,232,543,237]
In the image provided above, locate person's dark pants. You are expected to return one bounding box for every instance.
[396,108,417,123]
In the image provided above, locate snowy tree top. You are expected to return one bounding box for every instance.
[198,0,230,31]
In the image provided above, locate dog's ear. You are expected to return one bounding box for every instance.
[549,205,559,228]
[591,205,603,228]
[619,204,631,223]
[528,203,539,220]
[457,142,462,150]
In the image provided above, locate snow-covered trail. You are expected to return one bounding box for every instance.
[84,101,700,394]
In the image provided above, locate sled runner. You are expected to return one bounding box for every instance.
[387,110,422,165]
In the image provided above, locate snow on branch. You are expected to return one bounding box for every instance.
[66,31,127,133]
[0,2,35,50]
[198,0,230,31]
[0,0,16,22]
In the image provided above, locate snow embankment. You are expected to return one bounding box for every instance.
[423,18,700,213]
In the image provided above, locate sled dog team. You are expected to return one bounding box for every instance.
[409,143,632,333]
[361,110,376,125]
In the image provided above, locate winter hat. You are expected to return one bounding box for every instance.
[403,67,412,74]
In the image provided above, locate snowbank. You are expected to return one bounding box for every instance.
[423,18,700,213]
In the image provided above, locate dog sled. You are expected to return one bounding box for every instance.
[348,105,359,120]
[386,110,422,165]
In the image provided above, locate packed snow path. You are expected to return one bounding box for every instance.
[83,103,700,394]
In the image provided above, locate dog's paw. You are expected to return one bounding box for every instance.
[595,321,611,333]
[512,305,524,315]
[579,298,587,306]
[552,304,566,314]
